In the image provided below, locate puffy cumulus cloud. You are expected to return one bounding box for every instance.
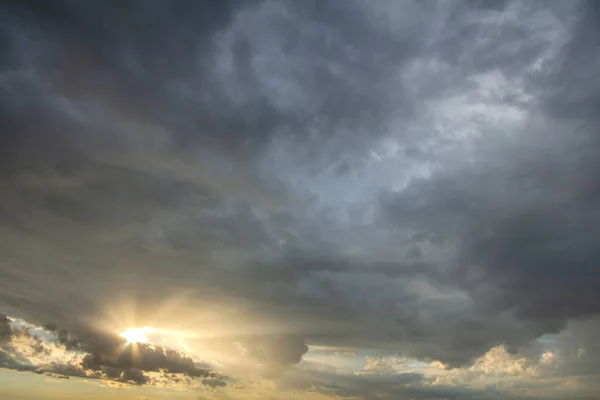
[1,0,600,399]
[359,356,405,375]
[536,318,600,380]
[276,332,600,400]
[279,362,546,400]
[422,345,544,389]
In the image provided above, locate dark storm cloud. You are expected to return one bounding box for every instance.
[533,0,600,121]
[381,2,600,321]
[1,2,600,396]
[0,0,425,172]
[377,0,600,364]
[379,134,599,361]
[0,0,258,172]
[0,0,428,347]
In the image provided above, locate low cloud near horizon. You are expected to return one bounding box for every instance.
[2,1,600,399]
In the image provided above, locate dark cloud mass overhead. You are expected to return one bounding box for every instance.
[1,1,600,399]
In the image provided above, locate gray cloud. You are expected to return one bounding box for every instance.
[1,1,600,398]
[380,42,600,351]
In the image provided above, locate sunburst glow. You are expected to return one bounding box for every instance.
[119,327,154,344]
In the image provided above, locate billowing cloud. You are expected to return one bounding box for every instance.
[1,1,600,399]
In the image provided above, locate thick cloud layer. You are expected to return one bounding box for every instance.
[1,1,600,398]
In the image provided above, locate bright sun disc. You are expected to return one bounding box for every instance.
[119,327,154,344]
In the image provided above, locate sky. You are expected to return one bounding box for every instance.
[1,0,600,399]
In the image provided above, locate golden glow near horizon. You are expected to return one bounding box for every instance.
[119,327,154,344]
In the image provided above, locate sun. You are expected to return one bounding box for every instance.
[119,327,154,344]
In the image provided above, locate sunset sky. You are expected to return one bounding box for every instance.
[1,1,600,399]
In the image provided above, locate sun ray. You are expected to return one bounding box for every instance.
[119,327,154,344]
